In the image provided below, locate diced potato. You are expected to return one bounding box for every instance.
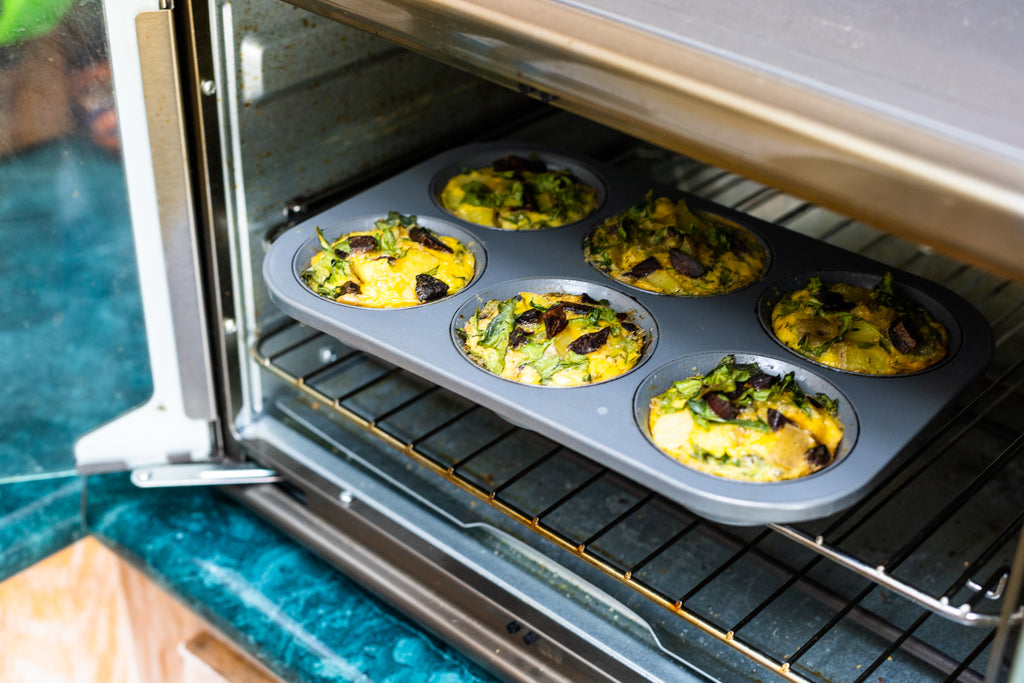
[650,410,695,453]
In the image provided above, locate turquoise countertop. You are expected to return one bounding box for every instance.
[0,473,496,683]
[86,474,498,683]
[0,136,496,682]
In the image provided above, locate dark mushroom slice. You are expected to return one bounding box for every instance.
[889,315,919,354]
[818,288,854,312]
[625,256,662,279]
[668,248,707,278]
[514,308,543,329]
[727,231,750,256]
[374,255,397,265]
[804,444,832,468]
[567,326,611,355]
[580,292,601,305]
[337,281,361,296]
[560,301,594,316]
[415,273,449,302]
[515,187,539,212]
[346,235,378,254]
[514,308,543,328]
[746,373,777,390]
[620,321,639,333]
[509,327,531,349]
[766,408,792,431]
[491,154,547,174]
[705,392,739,420]
[333,248,349,260]
[408,226,453,254]
[543,303,568,338]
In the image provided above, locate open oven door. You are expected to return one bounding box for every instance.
[0,0,216,482]
[68,0,216,473]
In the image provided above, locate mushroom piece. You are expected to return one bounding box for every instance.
[408,226,453,254]
[560,301,594,316]
[415,273,449,302]
[766,408,792,431]
[746,373,776,390]
[625,256,661,279]
[337,281,361,296]
[668,248,707,278]
[567,326,611,355]
[889,315,919,354]
[543,304,568,338]
[818,289,854,312]
[705,392,739,420]
[346,235,378,254]
[804,444,833,468]
[514,308,543,328]
[509,327,531,349]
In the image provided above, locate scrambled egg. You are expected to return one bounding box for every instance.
[301,213,475,308]
[439,155,598,230]
[585,194,766,296]
[771,274,949,375]
[460,292,646,386]
[648,356,844,481]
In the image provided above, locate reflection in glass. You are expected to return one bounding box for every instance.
[0,0,152,481]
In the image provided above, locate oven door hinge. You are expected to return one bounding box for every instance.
[130,462,282,488]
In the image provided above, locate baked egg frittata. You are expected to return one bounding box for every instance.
[440,155,598,230]
[771,273,949,375]
[585,193,766,296]
[649,356,844,481]
[301,212,475,308]
[460,292,646,386]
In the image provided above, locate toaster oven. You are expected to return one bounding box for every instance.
[70,0,1024,680]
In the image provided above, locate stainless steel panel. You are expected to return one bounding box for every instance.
[137,10,217,421]
[282,0,1024,282]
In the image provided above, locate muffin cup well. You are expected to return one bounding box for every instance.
[634,351,860,482]
[451,276,658,387]
[756,270,961,377]
[291,214,487,309]
[430,147,607,232]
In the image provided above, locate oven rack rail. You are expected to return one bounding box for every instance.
[254,325,1018,683]
[255,157,1024,682]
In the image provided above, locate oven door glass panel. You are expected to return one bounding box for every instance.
[0,0,152,482]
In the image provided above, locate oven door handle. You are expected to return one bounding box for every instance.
[130,462,282,488]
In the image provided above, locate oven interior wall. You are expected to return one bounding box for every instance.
[198,0,1024,680]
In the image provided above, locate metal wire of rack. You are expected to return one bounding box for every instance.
[253,154,1024,683]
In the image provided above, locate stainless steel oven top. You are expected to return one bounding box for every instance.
[285,0,1024,282]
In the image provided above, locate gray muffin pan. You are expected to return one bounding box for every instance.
[264,141,993,525]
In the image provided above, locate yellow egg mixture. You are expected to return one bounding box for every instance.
[585,194,766,296]
[301,213,475,308]
[771,274,949,375]
[460,292,646,386]
[649,356,844,481]
[440,155,598,230]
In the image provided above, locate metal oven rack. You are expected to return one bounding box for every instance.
[255,149,1024,682]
